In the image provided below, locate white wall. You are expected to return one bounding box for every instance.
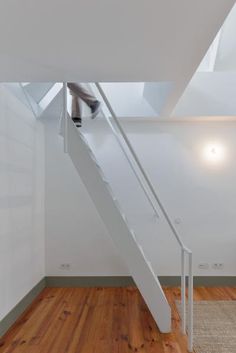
[45,112,236,277]
[173,72,236,116]
[0,85,45,320]
[122,121,236,276]
[143,82,173,116]
[100,83,156,117]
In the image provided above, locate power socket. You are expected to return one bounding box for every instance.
[212,263,224,270]
[60,263,70,270]
[198,263,209,270]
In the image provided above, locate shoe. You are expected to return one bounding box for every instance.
[90,100,101,119]
[72,117,82,128]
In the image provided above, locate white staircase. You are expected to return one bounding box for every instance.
[67,116,171,333]
[63,83,193,350]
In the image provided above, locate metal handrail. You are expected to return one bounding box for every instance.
[94,82,193,352]
[63,83,68,153]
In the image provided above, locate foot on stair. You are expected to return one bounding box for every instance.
[72,117,82,128]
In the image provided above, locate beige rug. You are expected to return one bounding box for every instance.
[177,301,236,353]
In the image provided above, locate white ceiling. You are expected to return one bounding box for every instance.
[0,0,234,82]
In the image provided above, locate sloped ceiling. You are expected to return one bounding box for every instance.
[0,0,234,82]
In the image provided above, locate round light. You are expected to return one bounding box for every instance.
[203,143,225,164]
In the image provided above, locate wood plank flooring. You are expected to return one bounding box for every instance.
[0,286,235,353]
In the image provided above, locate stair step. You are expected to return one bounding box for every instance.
[90,155,100,167]
[79,133,87,142]
[138,243,145,255]
[130,230,136,239]
[121,213,127,221]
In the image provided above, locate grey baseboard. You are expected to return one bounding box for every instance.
[160,276,236,287]
[0,278,46,338]
[46,276,236,288]
[192,276,236,287]
[45,276,136,287]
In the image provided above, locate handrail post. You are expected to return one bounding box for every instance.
[63,82,68,153]
[188,252,193,352]
[181,248,186,334]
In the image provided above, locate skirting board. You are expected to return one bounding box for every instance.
[2,276,236,338]
[45,276,136,287]
[0,278,46,338]
[46,276,236,287]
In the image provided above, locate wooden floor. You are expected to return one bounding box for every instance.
[1,286,236,353]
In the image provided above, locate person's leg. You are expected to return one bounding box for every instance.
[67,83,101,119]
[71,94,82,127]
[68,83,95,106]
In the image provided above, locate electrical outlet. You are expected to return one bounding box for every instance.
[212,263,224,270]
[198,263,209,270]
[60,263,70,270]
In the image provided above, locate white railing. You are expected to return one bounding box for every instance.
[181,248,193,351]
[62,81,193,352]
[94,83,193,351]
[63,82,68,153]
